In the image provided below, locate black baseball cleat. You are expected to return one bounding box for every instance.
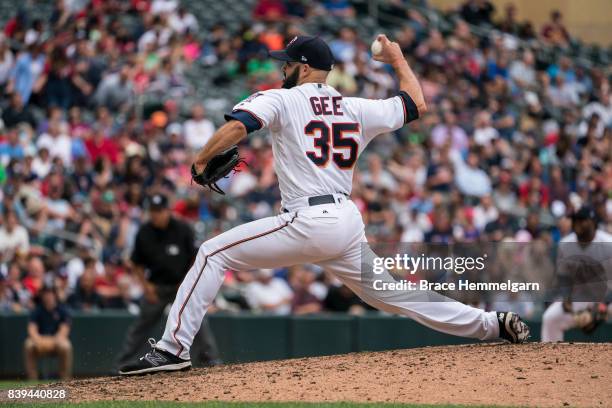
[118,339,191,376]
[497,311,531,343]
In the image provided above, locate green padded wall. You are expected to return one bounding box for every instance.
[1,312,610,378]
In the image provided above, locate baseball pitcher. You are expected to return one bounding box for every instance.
[119,35,530,375]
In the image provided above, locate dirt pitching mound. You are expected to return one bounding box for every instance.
[63,343,610,407]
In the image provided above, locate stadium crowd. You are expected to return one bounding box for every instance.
[0,0,610,319]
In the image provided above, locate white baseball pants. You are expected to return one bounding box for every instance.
[157,195,500,359]
[540,301,607,342]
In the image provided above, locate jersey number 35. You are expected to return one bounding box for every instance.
[305,121,359,169]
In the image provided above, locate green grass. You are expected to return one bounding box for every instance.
[0,380,50,389]
[0,402,506,408]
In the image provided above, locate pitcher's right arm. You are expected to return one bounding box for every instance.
[373,34,427,117]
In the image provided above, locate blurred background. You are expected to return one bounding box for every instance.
[0,0,610,379]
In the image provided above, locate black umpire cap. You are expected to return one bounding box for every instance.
[148,193,169,210]
[269,36,335,71]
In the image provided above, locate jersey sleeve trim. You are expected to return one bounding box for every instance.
[224,109,264,133]
[398,91,419,124]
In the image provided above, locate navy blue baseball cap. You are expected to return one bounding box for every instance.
[269,36,335,71]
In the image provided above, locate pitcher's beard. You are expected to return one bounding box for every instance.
[282,69,300,89]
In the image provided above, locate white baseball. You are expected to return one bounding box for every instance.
[371,38,383,56]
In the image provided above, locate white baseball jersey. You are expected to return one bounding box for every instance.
[558,229,612,287]
[227,83,414,206]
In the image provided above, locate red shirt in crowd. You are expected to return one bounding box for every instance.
[22,276,43,297]
[85,135,120,164]
[518,180,550,206]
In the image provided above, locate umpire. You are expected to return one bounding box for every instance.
[116,193,221,369]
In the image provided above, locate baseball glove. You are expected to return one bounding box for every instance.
[573,303,608,334]
[191,146,242,194]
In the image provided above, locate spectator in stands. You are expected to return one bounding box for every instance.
[253,0,288,22]
[94,258,127,309]
[473,195,499,231]
[93,65,134,112]
[22,256,46,298]
[258,25,285,52]
[509,49,537,90]
[541,10,570,47]
[36,120,72,166]
[521,210,544,239]
[285,0,308,19]
[2,93,36,129]
[44,178,74,231]
[2,9,26,40]
[168,7,199,34]
[24,286,72,380]
[322,0,355,18]
[424,208,454,244]
[151,0,178,16]
[326,62,357,95]
[245,268,293,315]
[490,98,517,140]
[484,211,517,241]
[67,259,102,311]
[24,19,44,46]
[0,209,30,261]
[0,35,14,86]
[288,265,324,314]
[430,111,469,153]
[3,263,31,312]
[329,27,357,63]
[324,284,366,314]
[116,193,221,369]
[547,75,578,108]
[460,0,495,26]
[32,146,52,179]
[452,149,492,197]
[35,47,74,110]
[49,0,74,30]
[496,3,520,36]
[52,266,70,304]
[473,110,499,147]
[7,44,46,105]
[486,52,510,81]
[0,128,25,166]
[361,154,398,192]
[85,131,120,165]
[183,103,215,151]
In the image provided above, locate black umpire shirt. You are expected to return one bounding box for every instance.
[131,217,197,286]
